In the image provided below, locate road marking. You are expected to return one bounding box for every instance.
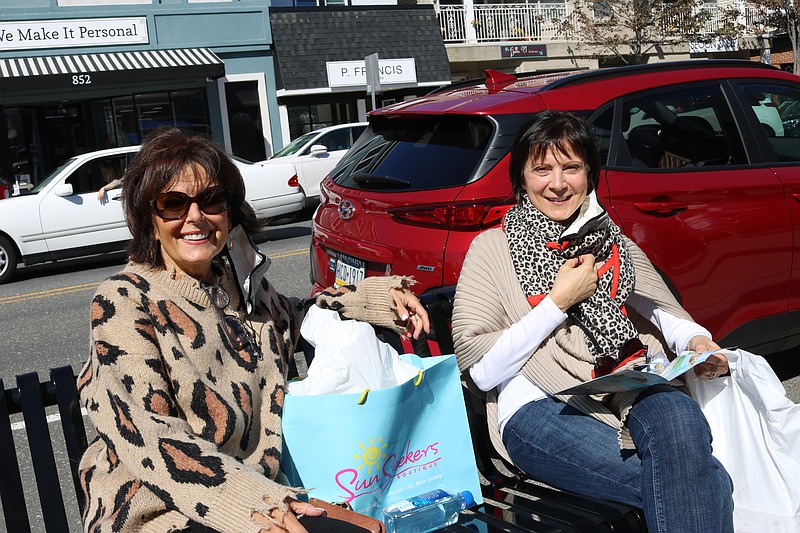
[10,407,89,431]
[0,248,308,305]
[0,282,102,304]
[270,249,308,259]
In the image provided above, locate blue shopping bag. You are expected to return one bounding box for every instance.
[281,353,483,520]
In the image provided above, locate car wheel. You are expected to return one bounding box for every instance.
[0,235,18,284]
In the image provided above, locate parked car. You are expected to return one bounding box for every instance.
[263,122,367,206]
[0,146,303,284]
[311,60,800,355]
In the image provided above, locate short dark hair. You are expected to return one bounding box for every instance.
[508,111,600,204]
[122,127,261,268]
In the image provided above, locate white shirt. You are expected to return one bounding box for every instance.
[468,292,712,435]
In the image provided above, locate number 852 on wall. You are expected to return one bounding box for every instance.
[72,74,91,85]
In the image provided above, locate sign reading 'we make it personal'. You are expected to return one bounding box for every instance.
[0,17,149,51]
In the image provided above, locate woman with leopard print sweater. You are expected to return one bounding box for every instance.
[452,111,734,532]
[77,128,429,533]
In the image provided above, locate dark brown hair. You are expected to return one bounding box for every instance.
[508,111,600,204]
[123,127,260,268]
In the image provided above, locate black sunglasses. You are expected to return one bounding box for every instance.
[203,283,263,360]
[151,186,230,221]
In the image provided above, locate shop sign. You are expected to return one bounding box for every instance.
[689,37,738,54]
[500,45,547,59]
[0,17,148,51]
[326,58,416,88]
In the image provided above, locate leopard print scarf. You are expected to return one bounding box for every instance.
[504,192,637,361]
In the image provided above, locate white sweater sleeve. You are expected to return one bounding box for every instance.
[468,295,566,391]
[626,292,712,353]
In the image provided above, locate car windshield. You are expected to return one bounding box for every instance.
[30,158,76,194]
[271,131,317,158]
[330,115,494,191]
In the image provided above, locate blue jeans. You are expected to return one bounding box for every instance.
[503,385,734,533]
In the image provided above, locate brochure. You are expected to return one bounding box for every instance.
[557,349,724,395]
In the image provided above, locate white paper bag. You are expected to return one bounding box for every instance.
[288,306,419,396]
[686,349,800,526]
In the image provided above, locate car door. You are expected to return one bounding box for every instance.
[39,153,131,254]
[602,82,792,347]
[736,80,800,342]
[297,126,364,199]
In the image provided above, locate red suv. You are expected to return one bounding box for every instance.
[311,60,800,354]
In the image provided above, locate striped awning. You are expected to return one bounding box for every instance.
[0,48,225,91]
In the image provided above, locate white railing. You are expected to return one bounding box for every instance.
[437,2,773,44]
[696,3,772,34]
[438,4,573,43]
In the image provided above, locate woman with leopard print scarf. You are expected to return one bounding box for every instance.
[452,111,734,532]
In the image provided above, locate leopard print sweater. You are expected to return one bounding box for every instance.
[77,263,408,533]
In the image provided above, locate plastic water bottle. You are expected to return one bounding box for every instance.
[383,489,475,533]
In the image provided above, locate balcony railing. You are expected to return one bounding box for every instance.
[437,2,772,44]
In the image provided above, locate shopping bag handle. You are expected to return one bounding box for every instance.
[356,370,424,405]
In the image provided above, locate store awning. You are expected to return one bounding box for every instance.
[0,48,225,91]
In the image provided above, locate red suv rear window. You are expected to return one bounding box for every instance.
[330,115,494,191]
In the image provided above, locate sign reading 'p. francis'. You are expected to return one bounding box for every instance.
[326,58,416,88]
[0,18,148,51]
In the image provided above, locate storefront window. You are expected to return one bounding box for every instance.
[286,102,358,140]
[90,99,116,150]
[225,81,267,162]
[136,92,172,140]
[113,95,139,147]
[2,89,211,182]
[41,103,85,171]
[173,90,211,135]
[1,108,35,187]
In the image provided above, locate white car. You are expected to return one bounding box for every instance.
[0,146,303,284]
[263,122,367,205]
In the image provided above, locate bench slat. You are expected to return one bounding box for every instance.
[52,365,89,515]
[0,377,33,533]
[17,371,70,532]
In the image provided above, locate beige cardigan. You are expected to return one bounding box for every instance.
[452,227,692,460]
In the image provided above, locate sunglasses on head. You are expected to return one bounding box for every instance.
[203,283,263,360]
[151,186,230,221]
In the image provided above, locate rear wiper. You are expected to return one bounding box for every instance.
[352,173,411,188]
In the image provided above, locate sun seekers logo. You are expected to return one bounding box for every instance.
[355,437,388,475]
[335,436,442,503]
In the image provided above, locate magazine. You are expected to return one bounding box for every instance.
[557,349,729,395]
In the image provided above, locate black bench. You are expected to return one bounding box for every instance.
[0,292,647,533]
[0,366,87,532]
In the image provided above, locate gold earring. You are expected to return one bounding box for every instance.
[228,233,234,251]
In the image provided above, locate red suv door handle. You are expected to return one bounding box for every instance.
[791,193,800,203]
[633,201,687,217]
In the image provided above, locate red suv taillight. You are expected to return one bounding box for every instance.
[388,197,514,231]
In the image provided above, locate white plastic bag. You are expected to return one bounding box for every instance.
[686,349,800,528]
[288,306,419,396]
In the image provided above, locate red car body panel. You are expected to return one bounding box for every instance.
[312,61,800,352]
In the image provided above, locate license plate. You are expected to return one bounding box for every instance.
[334,254,365,287]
